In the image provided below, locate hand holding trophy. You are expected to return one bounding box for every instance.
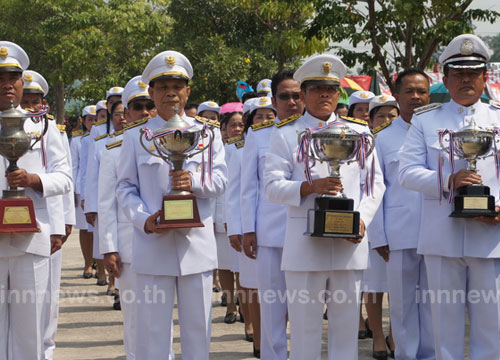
[438,119,500,217]
[0,101,40,232]
[298,121,375,239]
[140,107,214,230]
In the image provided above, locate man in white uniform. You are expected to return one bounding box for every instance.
[398,34,500,360]
[116,50,227,360]
[370,68,434,359]
[264,54,385,360]
[0,41,71,360]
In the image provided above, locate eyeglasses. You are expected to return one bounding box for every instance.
[277,92,300,101]
[131,102,155,111]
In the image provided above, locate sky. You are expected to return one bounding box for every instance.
[471,0,500,36]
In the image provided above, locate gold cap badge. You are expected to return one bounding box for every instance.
[0,47,8,59]
[460,39,474,56]
[259,97,267,104]
[322,62,332,74]
[113,87,119,92]
[166,56,175,67]
[24,73,33,82]
[91,106,96,112]
[360,92,368,99]
[138,81,147,89]
[380,95,388,102]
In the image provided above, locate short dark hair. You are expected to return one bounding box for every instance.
[244,108,277,134]
[185,103,198,111]
[347,103,364,117]
[242,91,257,104]
[110,100,123,116]
[220,111,243,129]
[394,68,430,93]
[271,70,295,97]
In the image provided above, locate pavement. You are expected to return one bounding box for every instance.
[53,230,467,359]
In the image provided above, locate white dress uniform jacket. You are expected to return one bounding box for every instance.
[399,99,500,258]
[264,111,385,271]
[241,124,287,248]
[116,114,227,276]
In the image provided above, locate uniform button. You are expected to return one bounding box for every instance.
[458,107,463,114]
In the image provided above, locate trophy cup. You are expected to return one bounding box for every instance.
[0,102,39,233]
[300,124,375,238]
[439,120,499,217]
[140,108,214,229]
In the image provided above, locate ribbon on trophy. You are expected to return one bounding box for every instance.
[142,123,214,188]
[437,129,456,204]
[28,105,50,168]
[297,120,375,196]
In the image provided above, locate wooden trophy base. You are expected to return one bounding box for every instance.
[0,197,39,233]
[450,185,498,218]
[305,197,361,239]
[157,193,204,230]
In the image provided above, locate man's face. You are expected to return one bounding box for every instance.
[21,93,43,111]
[107,95,121,113]
[300,83,339,120]
[443,68,486,106]
[126,99,156,122]
[394,74,430,115]
[0,72,23,110]
[148,78,190,117]
[272,78,304,120]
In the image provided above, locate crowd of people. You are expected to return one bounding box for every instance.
[0,32,499,360]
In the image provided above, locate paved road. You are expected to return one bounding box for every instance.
[54,230,466,359]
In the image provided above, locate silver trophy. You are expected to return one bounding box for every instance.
[139,108,214,229]
[439,120,499,217]
[299,124,375,238]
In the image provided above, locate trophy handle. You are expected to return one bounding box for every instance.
[439,131,451,155]
[139,128,164,158]
[363,132,375,158]
[186,126,215,159]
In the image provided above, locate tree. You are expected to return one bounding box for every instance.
[483,33,500,63]
[309,0,500,92]
[167,0,327,103]
[0,0,170,120]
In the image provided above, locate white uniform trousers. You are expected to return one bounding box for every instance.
[115,263,137,360]
[0,253,49,360]
[285,269,362,360]
[256,246,288,360]
[424,255,500,360]
[43,250,63,360]
[135,270,213,360]
[74,195,87,230]
[387,249,434,360]
[92,219,103,260]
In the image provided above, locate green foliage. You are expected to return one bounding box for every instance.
[309,0,500,91]
[483,34,500,63]
[167,0,326,104]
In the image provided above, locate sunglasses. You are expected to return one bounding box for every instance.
[131,102,155,111]
[277,92,300,101]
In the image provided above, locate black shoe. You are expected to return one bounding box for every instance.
[220,294,228,307]
[323,309,328,320]
[359,319,373,339]
[213,285,221,293]
[224,311,237,324]
[83,271,93,279]
[385,336,395,359]
[253,346,260,358]
[372,347,388,360]
[245,329,253,342]
[113,295,121,311]
[239,308,244,323]
[106,289,116,296]
[96,279,107,286]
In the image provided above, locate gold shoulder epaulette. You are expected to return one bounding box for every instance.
[195,115,220,128]
[124,117,149,131]
[106,140,123,150]
[275,113,301,128]
[94,133,108,141]
[340,115,368,126]
[251,120,274,131]
[372,121,392,135]
[94,119,106,126]
[414,103,442,115]
[72,129,83,137]
[226,135,243,145]
[235,139,245,149]
[110,129,124,138]
[56,124,66,133]
[47,114,55,120]
[82,132,90,138]
[490,100,500,110]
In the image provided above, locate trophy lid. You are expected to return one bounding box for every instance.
[0,101,28,120]
[455,120,490,135]
[156,106,198,134]
[312,123,358,138]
